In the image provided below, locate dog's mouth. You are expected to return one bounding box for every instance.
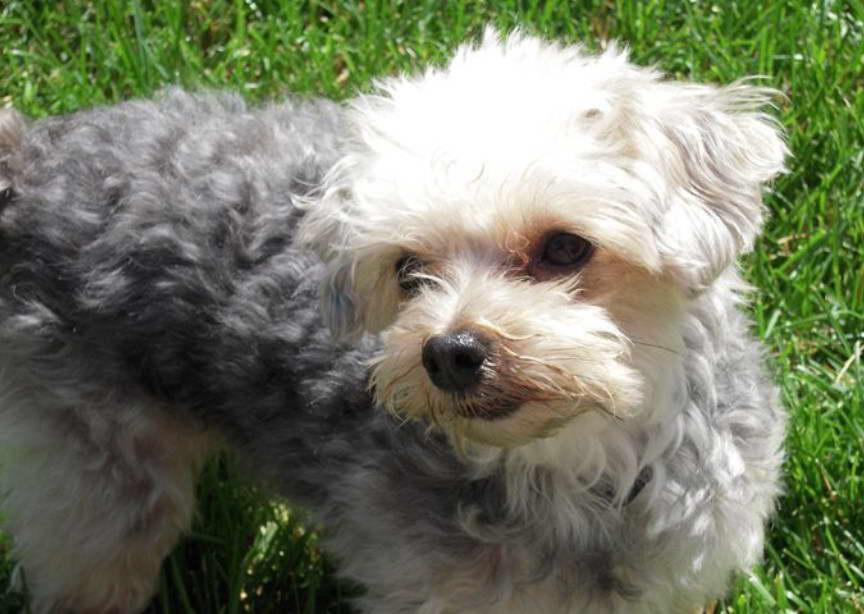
[372,350,615,448]
[451,396,522,421]
[372,314,643,448]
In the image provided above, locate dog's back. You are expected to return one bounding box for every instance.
[0,91,343,402]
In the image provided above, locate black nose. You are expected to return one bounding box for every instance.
[421,330,489,392]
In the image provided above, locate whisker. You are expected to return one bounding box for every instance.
[630,339,683,356]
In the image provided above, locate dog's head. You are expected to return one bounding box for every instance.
[301,30,786,448]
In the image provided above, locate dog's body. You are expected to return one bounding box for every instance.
[0,90,353,612]
[0,31,786,614]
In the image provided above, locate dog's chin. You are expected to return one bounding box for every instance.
[458,402,575,448]
[388,393,592,449]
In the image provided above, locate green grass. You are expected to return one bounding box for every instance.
[1,0,862,612]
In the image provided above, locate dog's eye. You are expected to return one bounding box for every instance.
[395,255,426,294]
[540,233,594,268]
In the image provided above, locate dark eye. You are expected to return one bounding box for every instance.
[540,233,594,268]
[395,255,426,294]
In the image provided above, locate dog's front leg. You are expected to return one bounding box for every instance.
[0,381,214,614]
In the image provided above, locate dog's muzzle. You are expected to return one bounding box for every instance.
[421,329,490,392]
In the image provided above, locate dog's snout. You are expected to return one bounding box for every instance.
[422,330,489,392]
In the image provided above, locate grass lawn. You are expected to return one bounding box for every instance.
[1,0,862,612]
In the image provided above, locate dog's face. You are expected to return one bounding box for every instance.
[302,30,786,448]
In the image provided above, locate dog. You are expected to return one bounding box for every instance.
[0,29,787,614]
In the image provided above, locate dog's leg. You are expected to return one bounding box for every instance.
[0,391,213,614]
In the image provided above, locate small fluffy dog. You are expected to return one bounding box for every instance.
[0,30,786,614]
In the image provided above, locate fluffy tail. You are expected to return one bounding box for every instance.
[0,108,26,199]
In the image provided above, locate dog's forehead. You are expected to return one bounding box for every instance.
[372,173,661,272]
[361,143,662,268]
[351,38,669,269]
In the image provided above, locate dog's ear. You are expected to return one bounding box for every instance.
[318,255,365,342]
[299,183,368,341]
[639,82,787,292]
[300,176,403,342]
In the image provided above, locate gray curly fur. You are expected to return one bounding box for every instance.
[0,88,784,614]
